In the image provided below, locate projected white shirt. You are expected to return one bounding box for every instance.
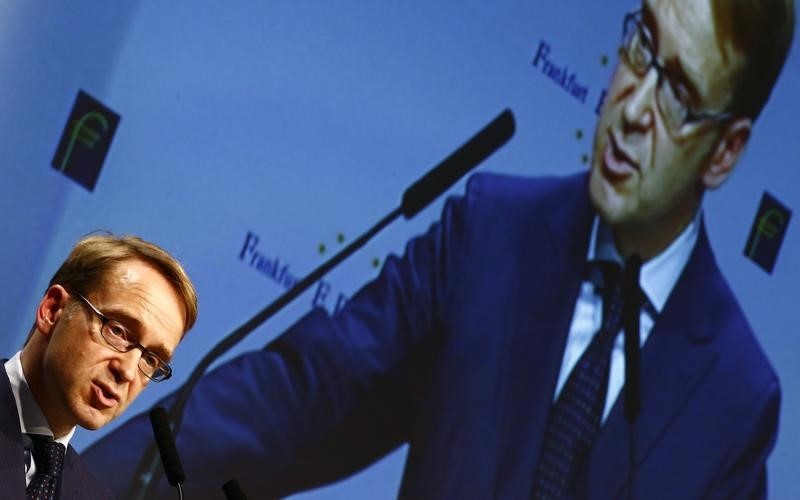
[554,212,700,421]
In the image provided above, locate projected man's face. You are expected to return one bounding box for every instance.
[32,259,185,436]
[589,0,750,258]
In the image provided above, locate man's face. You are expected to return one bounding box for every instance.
[39,259,185,432]
[589,0,743,239]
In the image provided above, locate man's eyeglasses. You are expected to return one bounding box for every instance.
[74,293,173,382]
[620,9,734,135]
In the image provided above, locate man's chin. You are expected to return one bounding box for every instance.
[590,169,619,212]
[76,404,116,431]
[590,175,633,227]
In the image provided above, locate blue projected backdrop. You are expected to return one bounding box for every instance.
[0,1,798,498]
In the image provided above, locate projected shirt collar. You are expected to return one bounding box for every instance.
[589,210,700,314]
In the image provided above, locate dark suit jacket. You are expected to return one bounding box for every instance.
[0,364,113,499]
[84,172,779,499]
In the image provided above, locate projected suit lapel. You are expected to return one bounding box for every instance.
[493,180,722,499]
[493,174,595,498]
[585,224,721,498]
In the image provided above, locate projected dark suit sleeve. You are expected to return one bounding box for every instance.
[83,173,483,498]
[706,379,780,500]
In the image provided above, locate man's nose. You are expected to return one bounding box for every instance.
[623,68,658,131]
[110,349,140,382]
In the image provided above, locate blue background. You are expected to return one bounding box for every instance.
[1,1,798,497]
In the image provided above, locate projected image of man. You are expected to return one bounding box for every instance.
[85,0,794,498]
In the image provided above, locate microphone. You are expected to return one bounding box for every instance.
[623,253,642,423]
[222,479,250,500]
[127,109,516,499]
[622,253,642,500]
[402,109,515,218]
[149,407,186,494]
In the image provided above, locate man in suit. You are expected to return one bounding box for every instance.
[3,235,197,499]
[84,0,794,498]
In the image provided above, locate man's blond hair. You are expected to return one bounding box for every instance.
[711,0,795,120]
[37,234,198,335]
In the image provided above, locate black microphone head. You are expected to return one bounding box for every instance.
[222,478,250,500]
[401,108,515,219]
[149,407,186,487]
[623,253,643,302]
[623,253,643,423]
[625,253,643,274]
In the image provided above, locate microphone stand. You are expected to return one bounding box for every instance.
[623,254,642,500]
[222,479,250,500]
[126,109,515,499]
[149,407,186,500]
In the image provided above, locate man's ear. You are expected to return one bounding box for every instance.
[703,117,752,190]
[35,285,70,338]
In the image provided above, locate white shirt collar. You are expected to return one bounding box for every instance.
[588,211,700,313]
[4,351,75,449]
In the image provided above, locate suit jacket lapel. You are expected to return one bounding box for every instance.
[0,365,27,498]
[493,173,595,498]
[59,448,88,500]
[586,221,721,498]
[0,364,97,500]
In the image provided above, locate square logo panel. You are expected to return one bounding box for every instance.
[744,192,791,274]
[52,90,120,191]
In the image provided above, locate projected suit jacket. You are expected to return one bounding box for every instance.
[0,366,113,499]
[84,172,779,499]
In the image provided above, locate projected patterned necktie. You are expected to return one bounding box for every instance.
[531,261,624,499]
[26,435,65,500]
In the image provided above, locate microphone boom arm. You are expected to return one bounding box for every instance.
[126,109,515,499]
